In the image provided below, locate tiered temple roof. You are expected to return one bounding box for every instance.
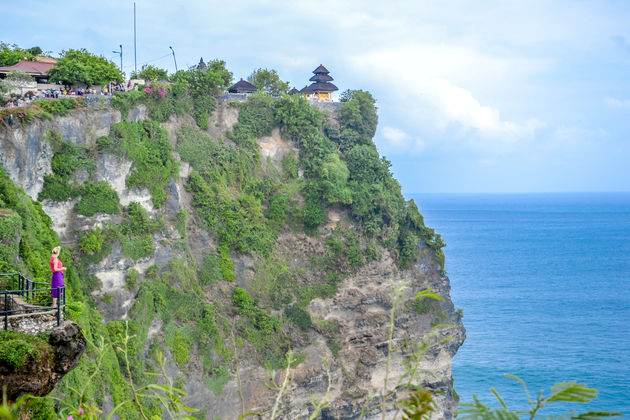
[196,57,207,71]
[228,78,257,93]
[300,64,338,95]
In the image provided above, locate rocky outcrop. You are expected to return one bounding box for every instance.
[178,237,465,420]
[0,321,86,402]
[0,107,120,199]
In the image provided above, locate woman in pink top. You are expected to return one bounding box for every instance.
[50,246,66,308]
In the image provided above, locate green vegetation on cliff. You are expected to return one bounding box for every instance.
[0,70,447,418]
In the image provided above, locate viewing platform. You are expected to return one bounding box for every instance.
[0,273,66,334]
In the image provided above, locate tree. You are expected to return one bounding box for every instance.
[338,90,378,138]
[170,60,232,128]
[247,68,289,96]
[0,43,37,66]
[47,49,123,87]
[131,64,168,81]
[6,70,32,83]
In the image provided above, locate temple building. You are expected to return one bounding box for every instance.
[228,78,257,93]
[0,58,57,83]
[299,64,338,101]
[196,57,207,71]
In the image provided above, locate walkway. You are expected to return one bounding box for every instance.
[0,273,65,333]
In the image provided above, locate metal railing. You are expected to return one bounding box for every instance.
[0,272,65,331]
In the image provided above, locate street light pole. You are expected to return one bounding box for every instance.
[112,45,123,76]
[169,46,178,73]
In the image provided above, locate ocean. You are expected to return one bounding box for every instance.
[409,193,630,416]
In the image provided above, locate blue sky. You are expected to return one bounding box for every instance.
[3,0,629,193]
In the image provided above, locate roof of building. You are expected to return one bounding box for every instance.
[288,87,300,95]
[228,78,257,93]
[312,64,330,75]
[0,60,56,75]
[300,81,338,94]
[35,56,57,64]
[309,73,334,82]
[197,57,207,71]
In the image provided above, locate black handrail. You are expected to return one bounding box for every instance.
[1,272,66,331]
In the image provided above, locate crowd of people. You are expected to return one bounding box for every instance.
[0,82,138,108]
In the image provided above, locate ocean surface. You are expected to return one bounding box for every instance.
[409,193,630,416]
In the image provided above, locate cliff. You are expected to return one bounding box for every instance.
[0,92,464,419]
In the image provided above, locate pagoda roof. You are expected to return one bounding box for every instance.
[312,64,330,75]
[288,87,300,95]
[0,60,56,76]
[309,73,334,82]
[228,78,257,93]
[196,57,207,71]
[300,81,338,94]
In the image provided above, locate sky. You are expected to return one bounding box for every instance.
[2,0,629,194]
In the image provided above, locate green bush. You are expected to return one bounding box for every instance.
[0,335,37,369]
[32,97,84,116]
[74,181,120,216]
[285,304,312,330]
[79,227,103,255]
[122,202,153,235]
[122,234,154,262]
[281,152,299,179]
[166,324,193,367]
[104,120,178,208]
[111,90,146,118]
[38,129,95,203]
[176,210,187,238]
[126,269,140,289]
[199,254,221,285]
[204,365,230,396]
[218,244,235,282]
[23,397,57,420]
[327,338,341,358]
[0,168,59,282]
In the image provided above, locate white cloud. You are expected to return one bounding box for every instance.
[604,97,630,110]
[380,126,425,155]
[348,46,545,151]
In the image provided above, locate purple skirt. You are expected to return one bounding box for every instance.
[51,271,64,298]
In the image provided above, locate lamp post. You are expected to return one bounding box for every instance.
[169,46,178,73]
[112,45,122,76]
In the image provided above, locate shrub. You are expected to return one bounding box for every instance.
[32,97,84,116]
[74,181,120,216]
[111,90,146,118]
[79,227,103,255]
[175,210,187,238]
[122,202,153,235]
[218,244,235,282]
[126,269,140,290]
[122,234,154,262]
[281,152,299,179]
[285,304,312,330]
[105,120,178,208]
[199,254,221,285]
[0,337,37,369]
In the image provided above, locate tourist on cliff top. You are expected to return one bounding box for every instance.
[50,246,66,308]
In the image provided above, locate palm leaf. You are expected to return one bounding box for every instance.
[545,382,598,404]
[571,411,624,419]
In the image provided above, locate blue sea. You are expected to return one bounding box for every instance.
[409,193,630,416]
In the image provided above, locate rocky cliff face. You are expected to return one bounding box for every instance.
[0,100,465,419]
[0,322,87,402]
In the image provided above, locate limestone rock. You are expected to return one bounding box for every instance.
[0,321,86,402]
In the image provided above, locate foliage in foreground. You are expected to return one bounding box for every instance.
[458,374,623,420]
